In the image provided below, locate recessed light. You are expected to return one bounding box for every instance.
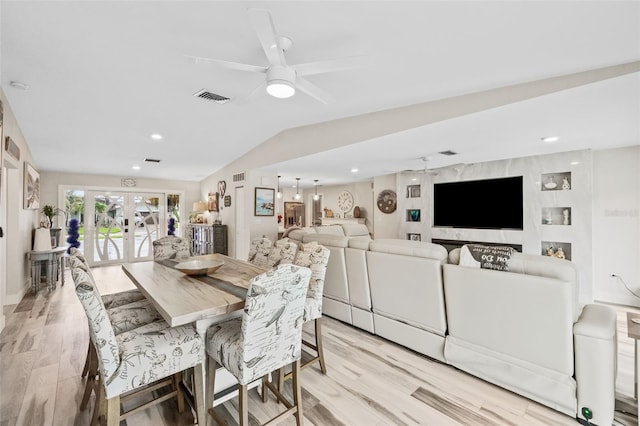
[412,178,417,181]
[570,161,580,165]
[351,168,359,173]
[150,133,163,140]
[541,136,559,143]
[10,81,29,90]
[132,165,141,170]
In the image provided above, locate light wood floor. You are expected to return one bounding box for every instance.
[0,265,637,425]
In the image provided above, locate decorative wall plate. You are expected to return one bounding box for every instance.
[377,189,397,213]
[121,178,137,187]
[337,190,354,212]
[218,180,227,197]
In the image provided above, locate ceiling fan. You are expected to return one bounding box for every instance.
[185,8,365,104]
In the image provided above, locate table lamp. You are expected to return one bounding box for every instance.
[33,227,52,251]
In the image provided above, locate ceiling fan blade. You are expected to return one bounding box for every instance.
[293,55,367,76]
[184,55,266,74]
[247,8,286,66]
[246,80,267,99]
[295,77,334,104]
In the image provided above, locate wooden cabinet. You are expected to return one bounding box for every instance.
[187,224,228,256]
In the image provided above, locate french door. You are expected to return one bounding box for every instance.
[84,191,165,265]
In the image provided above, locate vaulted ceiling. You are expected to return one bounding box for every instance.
[2,1,639,188]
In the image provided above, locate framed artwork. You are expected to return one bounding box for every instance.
[255,187,275,216]
[208,191,219,212]
[407,233,421,241]
[24,162,41,209]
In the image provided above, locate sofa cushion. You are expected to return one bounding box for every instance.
[341,223,369,237]
[315,225,345,236]
[286,227,316,241]
[302,233,349,248]
[369,239,447,261]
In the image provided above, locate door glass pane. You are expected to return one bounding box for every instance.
[93,193,125,263]
[132,194,161,261]
[167,193,181,236]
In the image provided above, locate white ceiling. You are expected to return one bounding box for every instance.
[2,1,639,188]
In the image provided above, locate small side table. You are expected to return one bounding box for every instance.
[626,312,640,419]
[28,247,67,292]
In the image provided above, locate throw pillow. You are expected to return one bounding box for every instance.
[459,244,514,272]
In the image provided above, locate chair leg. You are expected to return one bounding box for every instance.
[206,359,218,425]
[292,360,303,426]
[105,395,121,426]
[261,376,268,403]
[193,363,207,426]
[315,318,327,375]
[81,342,91,377]
[238,384,249,426]
[173,372,185,413]
[80,346,98,411]
[91,376,105,426]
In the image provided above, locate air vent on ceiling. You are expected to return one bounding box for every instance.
[438,150,458,156]
[233,172,246,183]
[193,89,230,104]
[144,158,161,163]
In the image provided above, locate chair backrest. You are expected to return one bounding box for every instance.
[68,249,98,292]
[247,236,273,266]
[267,239,298,267]
[69,260,120,381]
[153,235,191,260]
[294,242,330,303]
[236,264,311,384]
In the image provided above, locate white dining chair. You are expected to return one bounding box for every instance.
[247,236,273,266]
[205,264,312,425]
[153,235,191,260]
[266,238,298,267]
[72,266,206,426]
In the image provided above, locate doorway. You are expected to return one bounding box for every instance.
[83,191,165,265]
[284,202,305,228]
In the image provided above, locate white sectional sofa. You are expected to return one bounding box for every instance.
[284,224,617,425]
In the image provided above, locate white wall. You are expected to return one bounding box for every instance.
[1,88,40,305]
[373,173,401,239]
[374,150,594,302]
[592,146,640,306]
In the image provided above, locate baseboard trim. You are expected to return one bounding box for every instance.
[5,281,30,305]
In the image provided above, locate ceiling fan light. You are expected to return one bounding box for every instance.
[266,80,295,98]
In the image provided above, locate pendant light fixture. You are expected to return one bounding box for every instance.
[313,179,319,201]
[294,178,301,200]
[276,175,282,199]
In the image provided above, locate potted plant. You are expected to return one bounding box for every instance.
[41,204,65,247]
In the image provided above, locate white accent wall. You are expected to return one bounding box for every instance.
[592,146,640,306]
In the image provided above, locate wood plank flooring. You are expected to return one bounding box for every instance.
[0,265,637,425]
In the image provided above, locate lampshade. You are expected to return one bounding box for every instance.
[33,227,52,251]
[192,201,208,212]
[276,175,282,199]
[294,178,301,200]
[313,179,319,201]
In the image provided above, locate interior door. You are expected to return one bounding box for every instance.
[85,191,164,265]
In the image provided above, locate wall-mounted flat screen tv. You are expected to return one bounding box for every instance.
[433,176,523,230]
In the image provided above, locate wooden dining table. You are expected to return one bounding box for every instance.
[121,253,269,422]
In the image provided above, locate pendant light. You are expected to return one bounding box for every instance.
[313,179,319,201]
[276,175,282,199]
[294,178,301,200]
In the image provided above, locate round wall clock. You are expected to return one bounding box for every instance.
[337,191,354,212]
[377,189,397,213]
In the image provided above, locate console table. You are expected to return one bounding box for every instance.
[187,223,228,256]
[27,247,67,292]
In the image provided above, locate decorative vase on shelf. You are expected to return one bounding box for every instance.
[353,206,361,218]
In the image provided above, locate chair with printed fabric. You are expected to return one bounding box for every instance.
[205,264,312,426]
[72,266,206,426]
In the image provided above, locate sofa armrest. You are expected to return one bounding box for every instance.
[574,304,617,426]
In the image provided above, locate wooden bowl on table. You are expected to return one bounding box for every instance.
[174,259,224,276]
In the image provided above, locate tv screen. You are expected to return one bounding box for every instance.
[433,176,523,230]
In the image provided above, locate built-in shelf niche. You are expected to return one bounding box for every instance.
[541,241,572,261]
[542,207,571,225]
[541,171,571,191]
[407,233,421,241]
[406,209,421,222]
[406,184,421,198]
